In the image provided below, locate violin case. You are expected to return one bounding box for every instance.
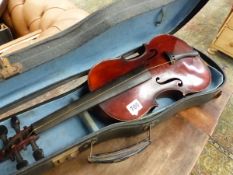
[0,0,225,174]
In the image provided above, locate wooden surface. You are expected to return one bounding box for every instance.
[208,8,233,58]
[42,84,232,175]
[0,30,42,55]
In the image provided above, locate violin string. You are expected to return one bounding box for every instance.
[29,54,212,137]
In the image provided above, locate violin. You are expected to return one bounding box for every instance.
[88,34,211,121]
[0,35,211,169]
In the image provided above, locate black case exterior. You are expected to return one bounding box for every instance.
[16,51,224,175]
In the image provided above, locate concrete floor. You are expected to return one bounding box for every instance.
[72,0,233,174]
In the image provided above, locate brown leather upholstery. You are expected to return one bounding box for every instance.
[0,0,7,17]
[3,0,89,38]
[0,0,88,55]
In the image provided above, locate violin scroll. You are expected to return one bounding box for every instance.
[0,116,44,170]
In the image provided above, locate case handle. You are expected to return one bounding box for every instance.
[88,126,152,163]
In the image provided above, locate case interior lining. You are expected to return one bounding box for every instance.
[0,63,224,174]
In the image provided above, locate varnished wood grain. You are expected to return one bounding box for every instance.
[208,9,233,58]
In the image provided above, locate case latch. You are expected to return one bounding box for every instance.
[0,57,22,79]
[52,146,80,166]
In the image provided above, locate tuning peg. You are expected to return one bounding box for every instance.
[10,116,20,133]
[15,152,28,170]
[0,125,8,145]
[30,141,44,161]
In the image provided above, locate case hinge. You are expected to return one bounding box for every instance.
[0,57,22,79]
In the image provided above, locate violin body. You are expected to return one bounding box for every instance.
[88,35,211,121]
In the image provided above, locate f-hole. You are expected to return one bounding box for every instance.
[156,77,183,87]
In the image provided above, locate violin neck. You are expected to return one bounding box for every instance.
[31,67,152,134]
